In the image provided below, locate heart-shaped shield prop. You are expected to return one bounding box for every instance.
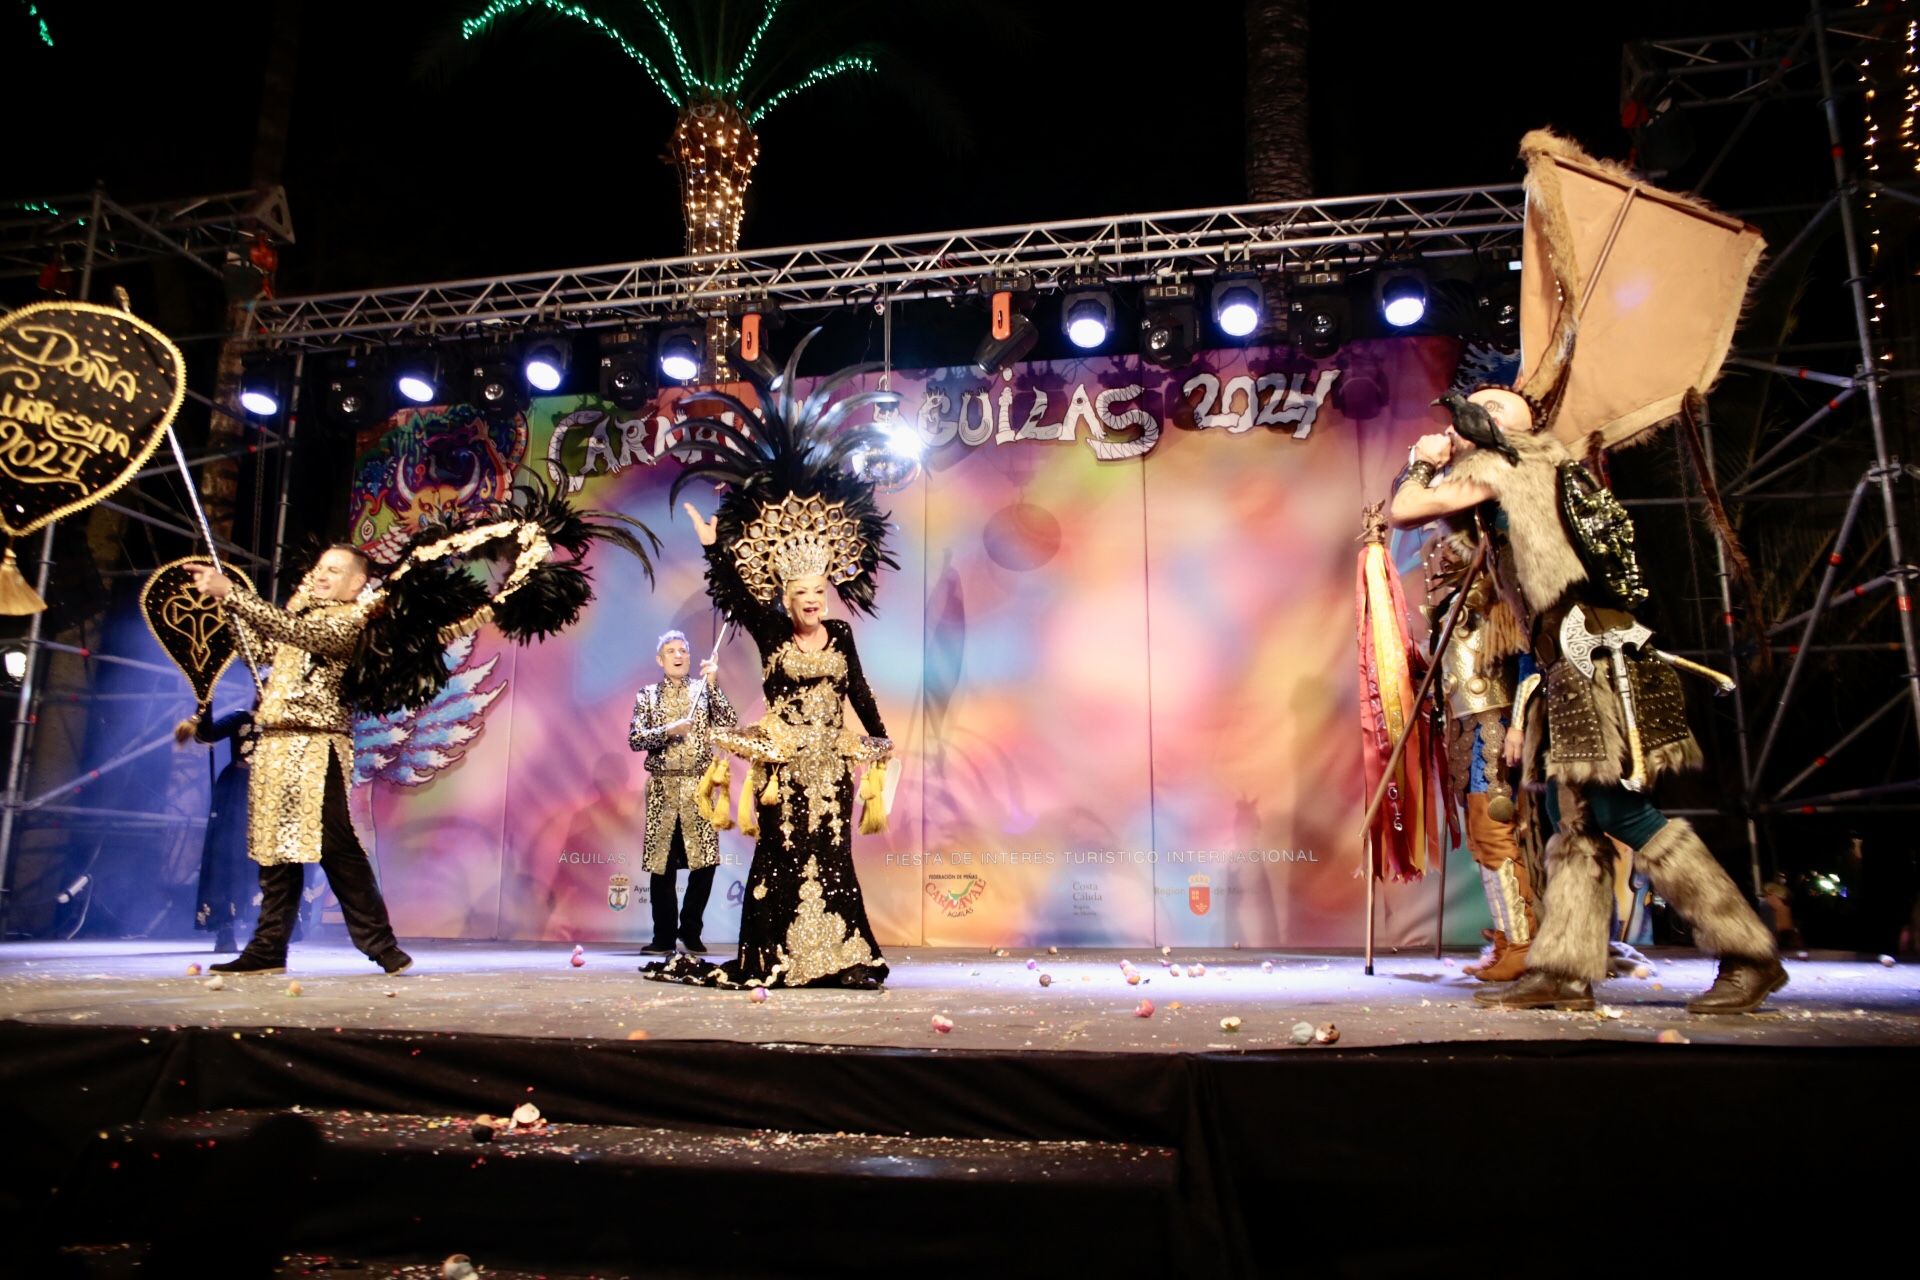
[141,557,257,709]
[0,300,185,520]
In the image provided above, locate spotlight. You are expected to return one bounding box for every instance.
[729,303,783,381]
[974,274,1037,376]
[974,312,1038,376]
[1475,251,1522,343]
[1139,283,1197,369]
[1287,268,1348,359]
[521,330,571,393]
[466,346,526,419]
[392,345,442,405]
[597,330,655,410]
[238,353,290,418]
[1210,275,1263,339]
[323,357,388,431]
[1377,268,1429,329]
[1,644,27,684]
[658,324,704,384]
[1061,287,1114,351]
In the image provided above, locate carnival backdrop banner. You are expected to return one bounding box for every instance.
[212,335,1492,948]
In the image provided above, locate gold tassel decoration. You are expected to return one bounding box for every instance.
[858,760,890,836]
[173,715,201,745]
[738,764,762,838]
[759,765,781,806]
[0,546,47,616]
[702,757,734,830]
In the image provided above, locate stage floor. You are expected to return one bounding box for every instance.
[4,938,1916,1051]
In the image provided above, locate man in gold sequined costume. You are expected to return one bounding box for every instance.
[191,547,411,977]
[1426,529,1541,982]
[1392,388,1783,1015]
[630,629,736,954]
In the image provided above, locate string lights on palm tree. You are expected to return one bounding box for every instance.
[461,1,876,262]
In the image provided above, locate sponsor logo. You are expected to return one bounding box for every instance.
[607,873,631,911]
[1188,873,1211,916]
[557,850,627,866]
[926,873,987,917]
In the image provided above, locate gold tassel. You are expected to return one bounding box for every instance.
[173,715,201,745]
[858,760,890,836]
[760,765,781,806]
[738,765,762,838]
[702,757,734,830]
[0,547,46,616]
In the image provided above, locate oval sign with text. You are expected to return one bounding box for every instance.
[0,300,184,538]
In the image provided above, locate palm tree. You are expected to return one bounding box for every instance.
[460,1,879,261]
[1244,0,1311,201]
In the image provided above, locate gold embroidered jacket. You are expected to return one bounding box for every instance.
[629,675,737,875]
[224,587,376,866]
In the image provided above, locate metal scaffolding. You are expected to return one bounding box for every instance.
[0,184,293,933]
[1622,5,1920,895]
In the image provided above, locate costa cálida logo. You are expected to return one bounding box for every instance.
[607,873,632,911]
[1188,873,1211,916]
[925,873,987,918]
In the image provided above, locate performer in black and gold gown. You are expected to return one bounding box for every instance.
[645,337,904,990]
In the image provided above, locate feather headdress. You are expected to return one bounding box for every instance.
[667,329,905,619]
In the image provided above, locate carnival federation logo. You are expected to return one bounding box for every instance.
[1188,873,1211,916]
[926,873,987,918]
[607,873,631,911]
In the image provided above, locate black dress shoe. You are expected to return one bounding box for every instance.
[376,947,414,975]
[1687,956,1788,1014]
[1473,969,1595,1010]
[641,939,676,954]
[210,952,286,975]
[679,936,706,953]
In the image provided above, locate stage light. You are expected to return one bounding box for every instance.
[1211,275,1263,339]
[323,357,388,431]
[1139,283,1197,369]
[598,330,655,410]
[658,325,703,384]
[1378,269,1429,329]
[464,345,526,420]
[521,330,571,393]
[392,345,442,405]
[1287,267,1347,359]
[238,353,289,418]
[729,302,783,381]
[1061,287,1114,351]
[1,645,26,684]
[974,312,1038,376]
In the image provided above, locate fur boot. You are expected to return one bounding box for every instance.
[1634,818,1776,962]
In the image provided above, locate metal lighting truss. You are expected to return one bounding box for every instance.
[244,185,1526,350]
[0,185,294,930]
[1623,5,1920,894]
[0,185,294,280]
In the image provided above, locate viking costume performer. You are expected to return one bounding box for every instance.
[1388,130,1783,1015]
[1424,528,1541,982]
[646,336,899,990]
[630,629,736,954]
[192,480,656,975]
[175,708,259,954]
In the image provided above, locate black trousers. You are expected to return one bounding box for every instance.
[650,821,715,945]
[244,754,398,961]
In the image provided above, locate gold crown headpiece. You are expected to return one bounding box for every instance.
[732,494,866,603]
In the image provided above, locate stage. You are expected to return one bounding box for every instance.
[4,940,1917,1277]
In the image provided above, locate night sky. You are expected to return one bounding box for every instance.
[12,0,1812,295]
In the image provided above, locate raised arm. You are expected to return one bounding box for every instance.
[685,501,789,655]
[1387,434,1497,529]
[832,619,889,740]
[222,589,369,659]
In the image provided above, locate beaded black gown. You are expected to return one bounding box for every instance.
[644,546,890,989]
